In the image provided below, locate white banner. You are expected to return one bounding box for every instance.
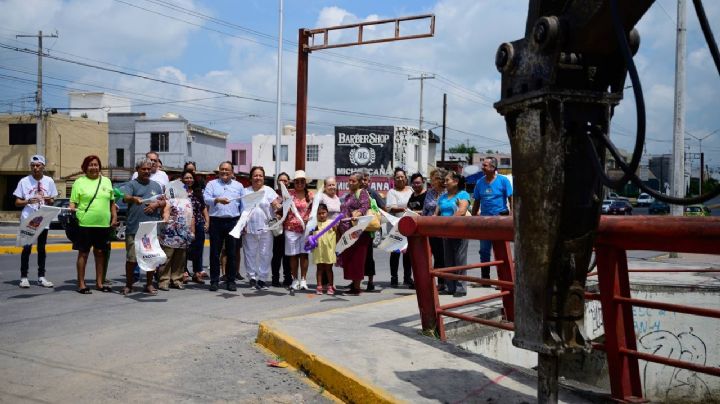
[335,215,373,255]
[135,221,167,272]
[377,210,418,252]
[268,183,305,232]
[229,189,267,238]
[16,206,60,246]
[165,179,188,200]
[304,189,322,237]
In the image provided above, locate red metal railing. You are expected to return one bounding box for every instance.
[399,215,720,402]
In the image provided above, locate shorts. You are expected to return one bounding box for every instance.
[73,226,110,253]
[284,230,308,256]
[125,234,138,263]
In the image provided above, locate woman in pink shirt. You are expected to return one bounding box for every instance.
[283,170,313,291]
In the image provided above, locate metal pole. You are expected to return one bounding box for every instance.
[409,74,434,176]
[295,29,309,171]
[274,0,283,180]
[442,93,447,163]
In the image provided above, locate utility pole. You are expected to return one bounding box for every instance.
[441,93,447,163]
[16,30,58,156]
[275,0,284,180]
[409,73,435,176]
[686,128,718,195]
[670,0,686,258]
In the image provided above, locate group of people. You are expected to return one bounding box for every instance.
[15,152,512,299]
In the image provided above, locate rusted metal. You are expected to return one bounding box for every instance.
[431,260,505,273]
[439,291,510,311]
[398,215,514,241]
[305,14,434,51]
[438,310,515,331]
[406,233,440,337]
[595,245,643,400]
[619,348,720,377]
[614,296,720,319]
[294,28,310,171]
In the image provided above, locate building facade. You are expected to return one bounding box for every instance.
[226,142,252,174]
[0,113,108,209]
[69,92,131,123]
[108,112,228,176]
[252,125,335,179]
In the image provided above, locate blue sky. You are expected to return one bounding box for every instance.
[1,0,719,173]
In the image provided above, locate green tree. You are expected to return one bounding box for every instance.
[448,144,478,162]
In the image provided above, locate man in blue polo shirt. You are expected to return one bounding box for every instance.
[203,161,244,292]
[471,157,513,284]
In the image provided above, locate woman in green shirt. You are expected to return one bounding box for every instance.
[69,155,117,294]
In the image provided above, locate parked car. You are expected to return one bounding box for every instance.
[648,200,670,215]
[49,198,72,230]
[607,200,633,215]
[636,193,654,207]
[684,204,711,217]
[601,199,613,214]
[607,192,629,201]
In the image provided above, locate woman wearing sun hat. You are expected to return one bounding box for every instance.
[283,170,313,290]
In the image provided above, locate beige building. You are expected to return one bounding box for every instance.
[0,114,108,211]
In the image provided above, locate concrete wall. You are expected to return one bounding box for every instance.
[69,92,131,122]
[252,134,334,179]
[108,113,144,169]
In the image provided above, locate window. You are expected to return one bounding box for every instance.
[272,145,288,162]
[500,158,511,166]
[9,123,36,145]
[150,132,169,152]
[232,149,247,166]
[306,144,319,162]
[414,145,419,162]
[116,149,125,168]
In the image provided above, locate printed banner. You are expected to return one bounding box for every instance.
[135,221,167,272]
[335,215,374,255]
[335,126,394,176]
[16,206,60,246]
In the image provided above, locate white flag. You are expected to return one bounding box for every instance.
[304,190,322,237]
[165,180,188,200]
[229,189,267,238]
[135,221,167,272]
[335,215,374,255]
[378,210,418,252]
[16,206,60,246]
[268,183,305,232]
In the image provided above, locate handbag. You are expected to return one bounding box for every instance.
[364,191,382,233]
[64,176,103,243]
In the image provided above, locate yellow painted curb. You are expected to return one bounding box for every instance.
[0,240,210,255]
[256,321,400,404]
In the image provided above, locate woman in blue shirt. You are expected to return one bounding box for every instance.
[434,170,470,297]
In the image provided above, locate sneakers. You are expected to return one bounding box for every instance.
[19,278,30,288]
[226,282,237,292]
[38,277,54,287]
[299,278,309,290]
[326,285,335,296]
[209,282,219,292]
[256,280,269,291]
[289,279,300,291]
[316,286,323,295]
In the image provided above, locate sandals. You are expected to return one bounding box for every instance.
[316,286,324,295]
[95,286,113,293]
[191,273,205,284]
[143,286,158,296]
[76,287,92,295]
[121,286,132,296]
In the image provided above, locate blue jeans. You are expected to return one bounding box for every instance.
[479,239,492,279]
[209,217,239,284]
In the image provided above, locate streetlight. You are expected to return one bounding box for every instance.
[685,128,718,195]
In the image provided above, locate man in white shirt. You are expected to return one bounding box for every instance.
[131,151,169,191]
[13,155,58,288]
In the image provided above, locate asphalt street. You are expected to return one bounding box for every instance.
[0,235,488,403]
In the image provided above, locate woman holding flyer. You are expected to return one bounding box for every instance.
[243,166,279,290]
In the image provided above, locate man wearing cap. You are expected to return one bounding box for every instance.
[13,155,58,288]
[203,161,244,291]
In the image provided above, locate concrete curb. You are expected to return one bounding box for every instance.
[257,321,400,404]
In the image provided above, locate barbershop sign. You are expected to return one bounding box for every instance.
[335,126,394,176]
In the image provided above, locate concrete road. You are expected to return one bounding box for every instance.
[1,238,476,403]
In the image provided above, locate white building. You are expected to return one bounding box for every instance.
[69,92,131,122]
[252,125,334,179]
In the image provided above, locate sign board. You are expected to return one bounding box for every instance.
[335,176,393,196]
[335,126,394,176]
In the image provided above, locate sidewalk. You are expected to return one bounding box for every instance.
[257,255,719,403]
